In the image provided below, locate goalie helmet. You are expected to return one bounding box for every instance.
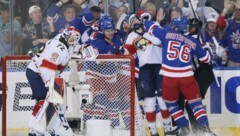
[171,16,189,33]
[62,26,81,46]
[100,16,115,31]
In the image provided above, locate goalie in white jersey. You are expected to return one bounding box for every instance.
[26,26,81,136]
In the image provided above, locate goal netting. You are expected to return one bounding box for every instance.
[1,55,146,136]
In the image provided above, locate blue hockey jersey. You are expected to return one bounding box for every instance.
[87,33,122,54]
[145,21,211,77]
[73,13,94,35]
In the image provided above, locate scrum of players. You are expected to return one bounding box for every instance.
[24,1,237,135]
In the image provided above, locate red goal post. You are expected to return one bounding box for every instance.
[1,55,145,136]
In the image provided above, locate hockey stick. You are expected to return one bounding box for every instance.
[211,36,223,87]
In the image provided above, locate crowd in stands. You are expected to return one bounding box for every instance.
[0,0,239,67]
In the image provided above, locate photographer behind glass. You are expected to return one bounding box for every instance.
[0,3,22,59]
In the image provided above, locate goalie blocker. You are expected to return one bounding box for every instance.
[29,77,79,136]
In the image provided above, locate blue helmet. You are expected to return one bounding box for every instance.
[123,15,130,23]
[171,16,189,33]
[100,16,115,31]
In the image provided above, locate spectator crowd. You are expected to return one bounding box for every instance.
[0,0,239,67]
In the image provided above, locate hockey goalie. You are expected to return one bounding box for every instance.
[26,26,86,136]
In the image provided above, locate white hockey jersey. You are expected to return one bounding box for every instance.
[124,31,162,67]
[28,34,74,84]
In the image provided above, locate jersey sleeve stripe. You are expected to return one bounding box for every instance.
[161,66,192,73]
[40,59,59,70]
[124,44,137,55]
[199,52,210,63]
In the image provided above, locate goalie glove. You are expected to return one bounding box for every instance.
[72,43,99,60]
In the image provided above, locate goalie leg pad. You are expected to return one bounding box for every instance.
[46,103,75,136]
[46,77,66,104]
[29,100,51,135]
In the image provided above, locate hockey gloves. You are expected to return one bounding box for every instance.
[113,46,125,54]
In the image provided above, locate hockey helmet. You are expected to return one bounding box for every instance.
[171,16,189,33]
[62,26,81,45]
[99,16,115,31]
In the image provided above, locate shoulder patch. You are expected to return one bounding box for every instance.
[50,52,59,62]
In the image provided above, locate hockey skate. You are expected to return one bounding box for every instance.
[196,126,217,136]
[164,125,179,136]
[148,127,159,136]
[28,126,51,136]
[176,126,191,136]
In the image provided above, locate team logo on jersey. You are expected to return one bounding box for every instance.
[230,30,240,49]
[50,52,59,62]
[133,36,149,51]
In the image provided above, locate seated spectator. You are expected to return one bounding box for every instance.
[217,1,240,67]
[157,5,182,27]
[181,0,218,19]
[203,12,226,66]
[0,4,22,59]
[117,15,131,41]
[142,1,156,21]
[109,0,129,22]
[14,0,49,26]
[47,0,77,33]
[116,5,128,29]
[22,5,55,55]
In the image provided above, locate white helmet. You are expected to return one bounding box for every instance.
[62,26,81,46]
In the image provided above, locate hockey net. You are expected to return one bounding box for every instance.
[1,55,146,136]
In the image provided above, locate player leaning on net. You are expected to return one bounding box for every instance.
[123,11,178,136]
[26,26,83,136]
[82,15,131,129]
[146,16,217,136]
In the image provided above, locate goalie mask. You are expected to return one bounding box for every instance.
[62,26,81,46]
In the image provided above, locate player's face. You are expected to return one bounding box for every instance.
[104,29,114,40]
[64,8,76,22]
[92,11,101,20]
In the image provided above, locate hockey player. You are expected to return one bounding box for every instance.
[86,15,123,54]
[82,16,131,129]
[124,12,178,136]
[147,16,217,136]
[26,26,81,136]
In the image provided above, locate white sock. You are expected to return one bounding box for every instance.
[148,122,158,135]
[163,116,172,129]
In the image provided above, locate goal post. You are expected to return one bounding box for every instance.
[1,55,145,136]
[1,55,31,136]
